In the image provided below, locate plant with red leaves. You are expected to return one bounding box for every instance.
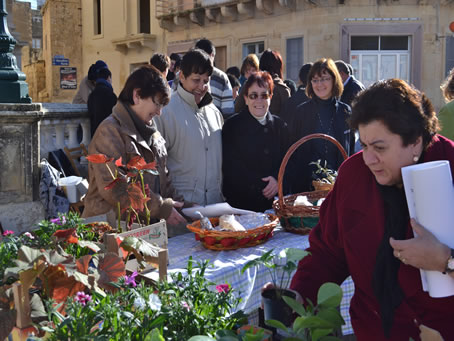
[86,154,158,232]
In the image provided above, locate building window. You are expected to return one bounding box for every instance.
[94,0,102,35]
[350,35,410,88]
[139,0,150,34]
[446,36,454,77]
[32,38,41,49]
[286,37,303,82]
[242,41,264,60]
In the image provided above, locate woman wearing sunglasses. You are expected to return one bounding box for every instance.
[222,71,290,212]
[288,58,356,194]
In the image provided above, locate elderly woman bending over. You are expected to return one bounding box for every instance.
[290,79,454,340]
[82,66,186,230]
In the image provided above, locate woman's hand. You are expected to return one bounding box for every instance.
[262,176,278,200]
[166,201,187,225]
[389,219,450,272]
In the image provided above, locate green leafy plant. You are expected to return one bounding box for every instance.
[154,257,247,340]
[188,326,271,341]
[86,154,159,232]
[309,159,338,184]
[241,248,309,299]
[266,282,345,341]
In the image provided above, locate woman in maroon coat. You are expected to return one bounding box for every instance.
[290,79,454,340]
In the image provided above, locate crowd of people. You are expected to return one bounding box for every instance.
[74,38,454,339]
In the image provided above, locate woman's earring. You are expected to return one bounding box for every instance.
[413,155,419,163]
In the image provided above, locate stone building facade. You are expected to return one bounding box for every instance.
[41,0,83,102]
[78,0,454,110]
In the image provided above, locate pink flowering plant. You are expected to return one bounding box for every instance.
[42,258,246,340]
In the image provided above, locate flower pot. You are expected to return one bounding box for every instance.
[261,288,296,327]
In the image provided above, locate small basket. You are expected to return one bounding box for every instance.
[273,133,348,235]
[312,180,335,192]
[186,214,279,251]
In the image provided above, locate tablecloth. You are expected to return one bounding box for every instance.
[146,227,355,335]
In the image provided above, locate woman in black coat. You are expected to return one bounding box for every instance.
[288,58,355,194]
[222,71,290,212]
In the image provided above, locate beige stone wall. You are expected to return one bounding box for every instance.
[11,1,33,45]
[22,47,46,103]
[79,0,453,110]
[42,0,82,103]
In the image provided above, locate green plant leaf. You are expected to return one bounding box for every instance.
[265,318,287,331]
[316,307,345,328]
[280,248,309,264]
[241,249,275,274]
[317,283,343,309]
[296,315,336,329]
[17,245,43,263]
[30,293,47,319]
[311,328,332,341]
[144,328,165,341]
[77,240,101,253]
[283,295,306,316]
[187,336,216,341]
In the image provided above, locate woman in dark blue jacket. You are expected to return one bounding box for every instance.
[222,71,290,212]
[288,58,355,194]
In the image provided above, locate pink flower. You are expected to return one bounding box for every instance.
[216,284,230,293]
[181,301,190,311]
[2,230,14,236]
[125,271,138,287]
[50,217,66,225]
[23,232,34,239]
[74,291,92,306]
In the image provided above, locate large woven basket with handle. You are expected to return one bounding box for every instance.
[272,133,348,235]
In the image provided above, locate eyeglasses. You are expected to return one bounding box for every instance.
[247,93,271,100]
[311,77,332,84]
[153,99,165,109]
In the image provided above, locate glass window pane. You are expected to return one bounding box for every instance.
[380,55,396,80]
[380,36,408,50]
[258,43,264,53]
[286,37,303,82]
[247,45,255,54]
[361,55,378,88]
[351,36,378,50]
[350,54,360,78]
[400,54,408,81]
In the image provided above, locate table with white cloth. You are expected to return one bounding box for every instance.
[146,226,355,336]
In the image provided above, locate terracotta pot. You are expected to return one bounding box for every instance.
[261,288,297,327]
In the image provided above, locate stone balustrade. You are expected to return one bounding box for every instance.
[0,103,90,233]
[40,103,90,160]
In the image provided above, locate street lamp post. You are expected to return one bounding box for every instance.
[0,0,31,103]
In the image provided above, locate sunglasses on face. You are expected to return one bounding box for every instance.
[247,92,271,100]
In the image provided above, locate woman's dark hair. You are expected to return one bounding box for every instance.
[180,49,213,78]
[119,65,170,106]
[150,53,170,73]
[226,66,241,79]
[306,58,343,99]
[441,67,454,102]
[242,71,274,98]
[227,74,240,88]
[259,49,283,79]
[350,78,439,149]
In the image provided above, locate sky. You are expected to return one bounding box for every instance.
[16,0,38,10]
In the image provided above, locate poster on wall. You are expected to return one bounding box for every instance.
[60,67,77,89]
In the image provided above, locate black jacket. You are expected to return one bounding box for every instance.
[287,96,355,193]
[88,82,117,137]
[222,109,290,212]
[340,76,365,107]
[280,85,310,127]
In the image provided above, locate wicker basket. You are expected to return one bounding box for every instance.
[186,214,279,251]
[312,180,335,192]
[273,133,348,235]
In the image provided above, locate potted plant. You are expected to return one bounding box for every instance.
[241,248,309,327]
[266,282,345,340]
[309,159,338,192]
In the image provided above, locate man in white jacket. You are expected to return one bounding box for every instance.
[155,49,224,206]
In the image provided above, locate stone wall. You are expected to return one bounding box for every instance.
[22,46,46,103]
[42,0,82,103]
